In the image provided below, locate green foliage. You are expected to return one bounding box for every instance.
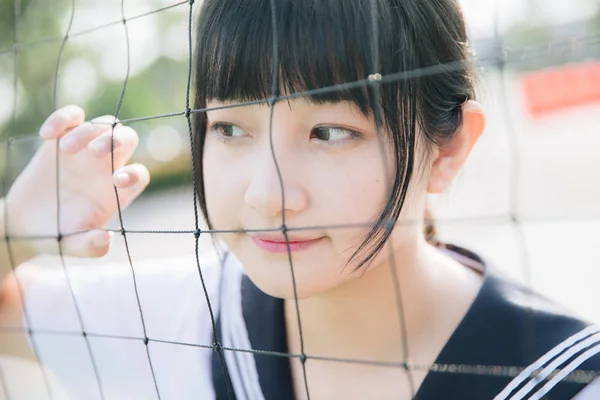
[0,1,192,191]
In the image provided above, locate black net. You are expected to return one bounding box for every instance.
[1,0,599,399]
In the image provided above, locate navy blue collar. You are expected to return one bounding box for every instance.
[212,244,594,399]
[212,269,293,400]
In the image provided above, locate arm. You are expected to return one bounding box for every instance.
[0,197,40,361]
[0,198,36,283]
[0,265,37,360]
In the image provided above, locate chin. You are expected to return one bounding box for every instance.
[226,237,348,299]
[244,264,310,299]
[241,257,337,300]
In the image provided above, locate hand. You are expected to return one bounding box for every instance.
[5,105,150,259]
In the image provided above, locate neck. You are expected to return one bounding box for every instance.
[284,236,481,365]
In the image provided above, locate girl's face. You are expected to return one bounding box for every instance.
[203,98,429,299]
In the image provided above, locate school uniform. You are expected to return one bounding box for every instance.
[19,245,600,399]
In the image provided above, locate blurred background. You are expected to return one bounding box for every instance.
[0,0,599,323]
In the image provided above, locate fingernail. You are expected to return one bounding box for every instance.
[89,140,110,156]
[59,136,78,152]
[67,108,84,122]
[92,232,112,248]
[114,172,130,186]
[39,123,54,139]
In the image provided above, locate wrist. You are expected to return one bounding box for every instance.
[0,198,37,270]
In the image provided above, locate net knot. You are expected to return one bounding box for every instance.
[300,354,307,364]
[57,233,63,242]
[143,337,149,346]
[213,342,222,352]
[185,107,191,118]
[120,227,126,236]
[368,73,382,82]
[82,331,87,337]
[194,229,202,239]
[280,224,288,234]
[188,0,195,4]
[122,18,127,25]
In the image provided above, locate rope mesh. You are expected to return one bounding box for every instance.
[0,0,599,399]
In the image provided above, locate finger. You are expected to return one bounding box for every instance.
[87,125,139,159]
[113,164,150,208]
[59,115,120,155]
[61,230,114,258]
[39,105,86,140]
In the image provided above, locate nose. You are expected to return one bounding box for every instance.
[244,139,309,220]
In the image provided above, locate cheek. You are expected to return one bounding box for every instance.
[315,146,389,222]
[299,145,390,268]
[325,148,428,267]
[202,143,245,230]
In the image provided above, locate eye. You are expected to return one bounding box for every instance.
[310,126,357,143]
[211,123,246,138]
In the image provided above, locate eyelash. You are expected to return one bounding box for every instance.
[208,122,242,143]
[208,122,362,146]
[310,126,362,145]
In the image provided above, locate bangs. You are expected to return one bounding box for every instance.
[195,0,378,113]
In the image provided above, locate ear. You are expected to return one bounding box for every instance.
[427,100,486,194]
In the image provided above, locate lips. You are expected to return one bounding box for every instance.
[251,234,323,254]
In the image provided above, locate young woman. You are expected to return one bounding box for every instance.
[1,0,599,399]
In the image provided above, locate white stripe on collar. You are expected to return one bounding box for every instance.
[509,332,600,399]
[493,325,600,400]
[221,255,266,400]
[530,343,600,400]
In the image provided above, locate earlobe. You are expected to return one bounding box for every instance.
[427,100,486,194]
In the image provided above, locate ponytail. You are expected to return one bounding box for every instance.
[424,202,438,244]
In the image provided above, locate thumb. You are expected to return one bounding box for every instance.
[61,229,114,258]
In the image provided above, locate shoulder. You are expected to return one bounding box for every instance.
[485,271,600,399]
[23,252,224,336]
[19,253,227,399]
[421,244,600,399]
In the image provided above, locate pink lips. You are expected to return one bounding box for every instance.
[251,236,323,253]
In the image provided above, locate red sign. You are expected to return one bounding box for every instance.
[521,61,600,117]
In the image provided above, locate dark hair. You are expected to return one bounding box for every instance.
[193,0,476,269]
